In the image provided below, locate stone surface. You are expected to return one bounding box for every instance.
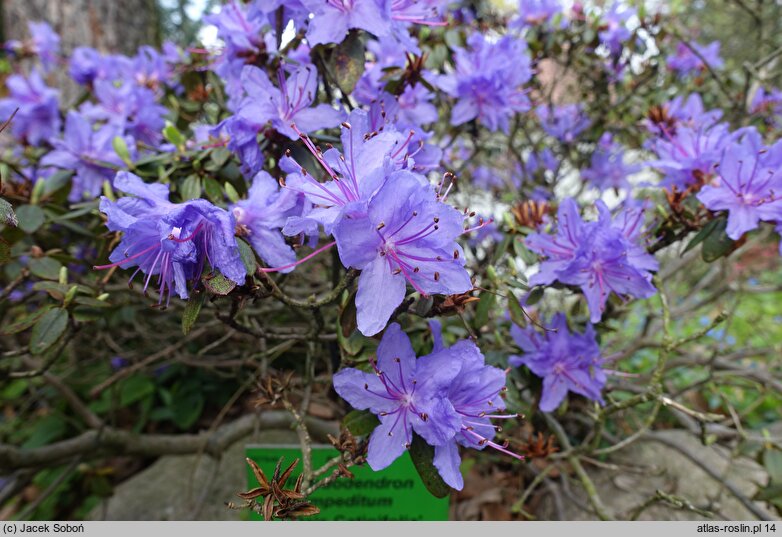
[88,429,299,521]
[537,430,774,521]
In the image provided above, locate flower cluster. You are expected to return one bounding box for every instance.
[438,33,532,134]
[96,172,246,304]
[525,198,658,323]
[510,314,605,412]
[333,323,521,489]
[667,41,723,77]
[581,133,641,192]
[696,130,782,240]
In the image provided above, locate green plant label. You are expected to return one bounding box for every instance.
[245,444,449,521]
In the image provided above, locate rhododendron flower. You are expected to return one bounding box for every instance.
[234,64,344,140]
[230,171,301,272]
[697,131,782,240]
[332,323,462,470]
[96,172,246,303]
[282,108,406,235]
[581,133,641,191]
[430,330,521,490]
[438,33,532,133]
[303,0,392,46]
[510,314,605,412]
[537,104,591,143]
[333,170,472,336]
[41,111,131,201]
[4,21,60,72]
[667,41,723,76]
[526,199,658,323]
[0,70,61,147]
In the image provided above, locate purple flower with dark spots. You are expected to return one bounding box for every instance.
[96,172,246,304]
[332,170,472,335]
[281,108,407,235]
[235,63,344,140]
[430,332,522,490]
[510,314,606,412]
[0,70,61,147]
[41,111,132,201]
[697,131,782,240]
[526,198,658,323]
[332,323,463,470]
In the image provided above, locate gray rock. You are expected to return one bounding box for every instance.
[88,429,299,521]
[538,430,775,520]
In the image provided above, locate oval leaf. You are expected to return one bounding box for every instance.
[30,308,68,355]
[409,433,451,498]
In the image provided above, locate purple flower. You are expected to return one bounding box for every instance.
[537,104,591,143]
[646,119,734,189]
[235,64,344,140]
[697,131,782,240]
[0,70,61,147]
[750,87,782,127]
[231,170,300,272]
[599,2,634,56]
[333,170,472,335]
[303,0,392,46]
[110,356,130,370]
[438,34,532,133]
[525,198,658,323]
[69,47,133,86]
[513,0,563,28]
[431,334,521,490]
[667,41,723,77]
[80,81,167,146]
[281,108,407,235]
[581,133,641,191]
[332,322,463,470]
[132,46,173,93]
[510,314,605,412]
[41,112,131,201]
[96,172,246,303]
[9,21,61,72]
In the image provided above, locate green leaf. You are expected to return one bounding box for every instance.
[683,218,720,253]
[329,31,365,94]
[42,170,73,198]
[30,308,68,355]
[409,433,451,498]
[22,414,67,449]
[224,181,241,203]
[203,176,223,203]
[163,122,185,149]
[525,286,545,306]
[237,238,256,276]
[1,305,55,335]
[474,291,496,329]
[112,136,133,166]
[210,147,232,168]
[765,449,782,483]
[120,376,156,407]
[15,204,46,234]
[171,391,205,430]
[182,291,206,335]
[507,291,528,328]
[0,197,17,227]
[180,175,201,201]
[701,217,734,263]
[343,409,380,436]
[201,271,237,295]
[28,257,63,280]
